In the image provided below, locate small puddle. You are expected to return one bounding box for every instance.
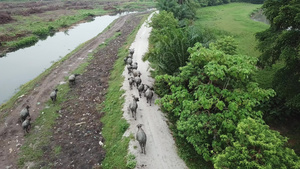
[251,9,269,25]
[0,12,134,105]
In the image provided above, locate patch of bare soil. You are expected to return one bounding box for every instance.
[0,1,131,17]
[0,12,147,169]
[0,12,14,24]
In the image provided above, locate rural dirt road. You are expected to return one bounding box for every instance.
[122,13,188,169]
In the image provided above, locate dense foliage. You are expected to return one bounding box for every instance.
[146,1,300,168]
[156,0,197,20]
[256,0,300,114]
[153,39,300,167]
[196,0,264,6]
[145,11,215,75]
[214,118,300,169]
[156,0,265,20]
[155,39,277,161]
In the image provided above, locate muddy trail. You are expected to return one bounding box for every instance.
[0,12,147,169]
[122,13,187,169]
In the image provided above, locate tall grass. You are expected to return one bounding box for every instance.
[7,35,38,49]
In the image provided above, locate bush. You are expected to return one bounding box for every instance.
[214,118,300,169]
[10,36,38,49]
[32,26,55,38]
[126,153,137,169]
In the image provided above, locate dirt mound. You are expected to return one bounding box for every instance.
[22,8,43,16]
[104,5,117,11]
[0,12,13,24]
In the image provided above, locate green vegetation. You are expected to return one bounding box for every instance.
[196,0,265,6]
[156,38,276,160]
[145,2,300,168]
[256,0,300,116]
[126,153,137,169]
[7,35,38,49]
[156,0,198,21]
[116,1,156,11]
[195,3,268,57]
[214,118,300,169]
[145,11,216,75]
[100,13,149,169]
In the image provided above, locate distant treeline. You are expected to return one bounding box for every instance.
[196,0,264,6]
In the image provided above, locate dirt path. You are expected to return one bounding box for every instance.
[0,13,145,169]
[122,13,188,169]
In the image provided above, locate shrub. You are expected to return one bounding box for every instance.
[214,118,300,169]
[10,36,38,49]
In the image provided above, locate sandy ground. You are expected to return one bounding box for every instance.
[122,12,188,169]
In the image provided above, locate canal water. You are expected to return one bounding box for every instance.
[0,12,132,105]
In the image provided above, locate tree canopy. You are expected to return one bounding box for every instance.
[145,11,215,75]
[155,38,277,161]
[256,0,300,112]
[214,118,300,169]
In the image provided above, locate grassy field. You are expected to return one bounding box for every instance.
[195,3,268,58]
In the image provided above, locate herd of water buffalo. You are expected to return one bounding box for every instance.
[18,48,150,154]
[125,48,152,154]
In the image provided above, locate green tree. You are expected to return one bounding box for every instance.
[214,118,300,169]
[155,40,275,161]
[145,11,215,75]
[256,0,300,112]
[156,0,197,20]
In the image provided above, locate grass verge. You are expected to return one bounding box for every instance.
[100,13,150,169]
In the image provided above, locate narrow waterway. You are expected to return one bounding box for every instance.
[0,12,132,105]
